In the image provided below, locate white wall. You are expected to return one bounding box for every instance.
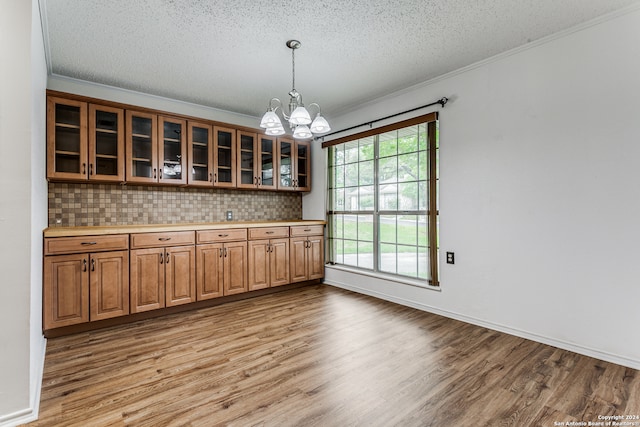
[0,0,48,425]
[308,6,640,369]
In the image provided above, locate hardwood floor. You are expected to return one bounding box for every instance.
[24,285,640,427]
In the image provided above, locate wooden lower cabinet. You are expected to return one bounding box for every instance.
[290,235,324,283]
[248,238,290,290]
[130,246,195,313]
[196,241,247,299]
[89,250,129,321]
[44,250,129,330]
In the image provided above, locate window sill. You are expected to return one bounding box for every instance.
[325,263,442,292]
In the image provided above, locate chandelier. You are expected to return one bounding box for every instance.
[259,40,330,139]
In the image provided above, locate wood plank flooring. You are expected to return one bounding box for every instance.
[23,285,640,427]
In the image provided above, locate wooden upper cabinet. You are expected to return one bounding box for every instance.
[188,121,213,186]
[277,138,310,191]
[47,96,89,181]
[213,126,236,188]
[158,116,187,185]
[258,135,277,190]
[47,96,126,182]
[89,104,125,181]
[237,131,278,190]
[237,131,257,189]
[126,110,158,183]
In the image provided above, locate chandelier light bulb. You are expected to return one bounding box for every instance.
[260,110,282,129]
[293,125,313,139]
[310,114,331,133]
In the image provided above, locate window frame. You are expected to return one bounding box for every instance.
[323,112,439,286]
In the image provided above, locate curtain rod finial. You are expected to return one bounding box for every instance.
[439,97,449,107]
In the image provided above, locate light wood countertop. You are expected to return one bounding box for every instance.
[44,220,326,238]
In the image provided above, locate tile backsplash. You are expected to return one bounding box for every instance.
[48,183,303,227]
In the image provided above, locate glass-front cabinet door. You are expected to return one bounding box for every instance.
[296,140,311,191]
[213,126,236,188]
[158,116,187,185]
[188,121,213,186]
[259,135,277,190]
[47,97,88,180]
[126,110,158,183]
[277,138,294,191]
[237,131,257,189]
[89,104,124,182]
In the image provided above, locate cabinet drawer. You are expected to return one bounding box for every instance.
[248,227,289,240]
[290,225,324,237]
[44,235,129,255]
[130,231,195,249]
[197,228,247,244]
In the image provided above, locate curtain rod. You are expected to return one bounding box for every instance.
[316,97,448,141]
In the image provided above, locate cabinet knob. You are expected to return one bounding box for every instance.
[82,258,87,272]
[89,163,94,175]
[82,163,86,175]
[91,258,95,271]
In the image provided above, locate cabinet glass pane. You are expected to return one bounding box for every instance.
[55,153,81,173]
[191,126,209,182]
[95,157,118,175]
[162,121,183,180]
[240,134,253,150]
[132,136,152,160]
[95,110,119,177]
[192,127,208,144]
[241,151,253,169]
[131,116,153,178]
[55,127,81,153]
[217,130,232,149]
[280,141,292,187]
[55,104,80,127]
[241,170,253,184]
[261,137,274,186]
[133,160,153,178]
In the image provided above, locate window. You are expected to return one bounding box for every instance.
[324,113,439,286]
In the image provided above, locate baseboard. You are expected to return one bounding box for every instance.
[0,337,47,427]
[326,280,640,370]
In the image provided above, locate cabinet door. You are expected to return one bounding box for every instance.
[47,97,88,180]
[89,104,124,182]
[43,254,89,329]
[224,241,248,295]
[213,126,236,188]
[258,135,277,190]
[165,245,196,306]
[248,240,270,291]
[159,116,187,185]
[270,238,290,287]
[290,236,308,283]
[277,138,295,191]
[296,140,311,191]
[130,248,165,313]
[188,122,213,187]
[126,110,158,183]
[307,235,325,280]
[237,131,257,189]
[89,250,129,321]
[196,244,223,301]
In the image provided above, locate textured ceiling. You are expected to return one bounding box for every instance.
[43,0,639,121]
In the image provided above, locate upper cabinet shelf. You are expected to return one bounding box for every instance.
[46,92,312,192]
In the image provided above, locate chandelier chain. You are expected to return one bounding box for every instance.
[291,47,296,91]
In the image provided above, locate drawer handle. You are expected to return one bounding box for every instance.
[218,234,229,237]
[158,237,172,241]
[304,229,311,232]
[81,242,97,245]
[266,231,274,235]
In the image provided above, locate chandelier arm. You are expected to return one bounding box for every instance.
[268,98,282,110]
[307,102,321,115]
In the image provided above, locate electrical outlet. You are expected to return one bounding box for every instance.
[446,252,455,264]
[226,210,233,221]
